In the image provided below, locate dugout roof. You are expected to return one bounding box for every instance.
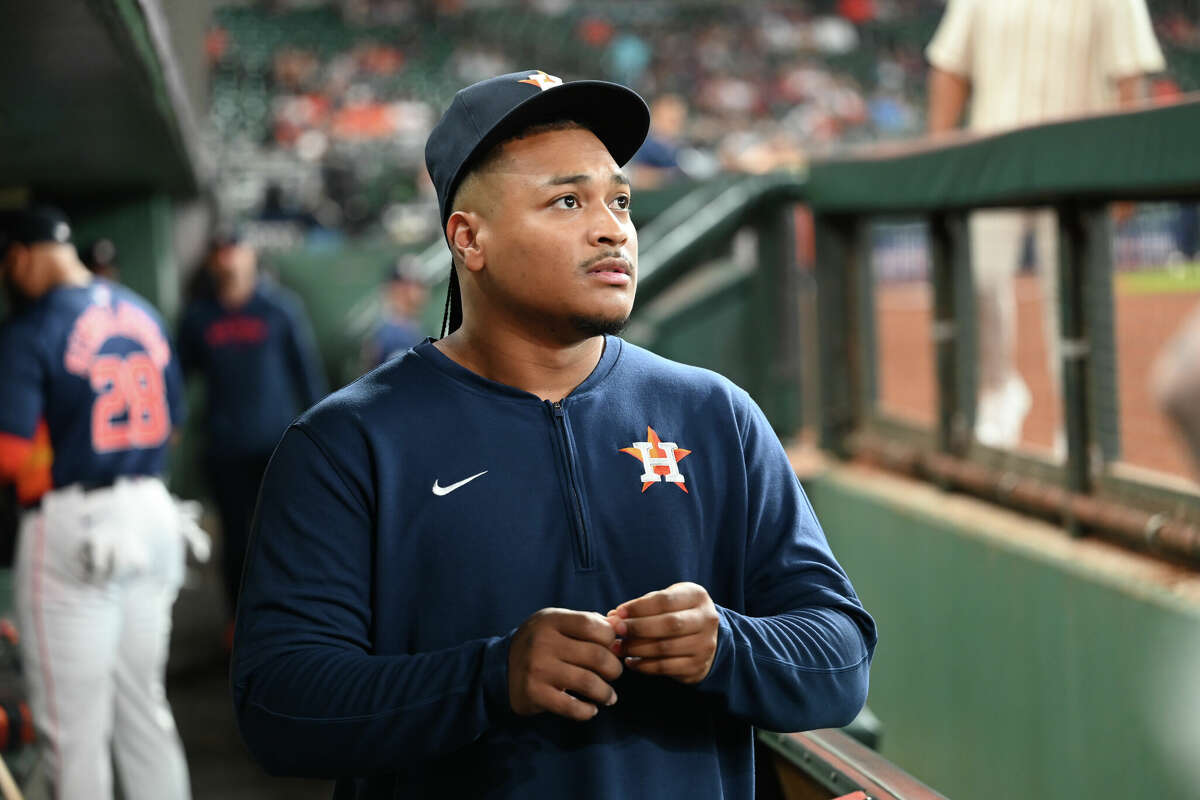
[0,0,208,199]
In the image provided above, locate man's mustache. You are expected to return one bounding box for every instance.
[579,252,635,272]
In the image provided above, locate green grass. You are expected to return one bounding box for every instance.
[1116,264,1200,295]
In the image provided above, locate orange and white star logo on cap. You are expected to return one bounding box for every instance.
[518,70,563,91]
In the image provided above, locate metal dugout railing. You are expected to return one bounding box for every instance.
[807,97,1200,562]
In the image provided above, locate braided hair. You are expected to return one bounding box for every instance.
[439,266,462,339]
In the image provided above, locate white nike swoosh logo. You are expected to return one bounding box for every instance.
[432,470,488,496]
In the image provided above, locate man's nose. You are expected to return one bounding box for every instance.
[588,206,629,248]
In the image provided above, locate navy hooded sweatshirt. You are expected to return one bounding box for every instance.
[232,336,877,799]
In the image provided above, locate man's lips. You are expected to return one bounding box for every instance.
[587,257,633,286]
[587,257,633,276]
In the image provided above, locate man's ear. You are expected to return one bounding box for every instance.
[6,245,30,285]
[446,211,486,273]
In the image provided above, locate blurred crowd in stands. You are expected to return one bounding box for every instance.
[206,0,941,244]
[205,0,1200,250]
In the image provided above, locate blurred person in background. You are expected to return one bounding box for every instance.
[1154,303,1200,478]
[80,237,120,283]
[0,207,190,799]
[926,0,1164,450]
[177,229,326,637]
[1177,204,1200,264]
[630,93,687,189]
[363,254,428,369]
[1172,190,1199,265]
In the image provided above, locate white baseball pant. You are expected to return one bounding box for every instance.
[14,477,190,799]
[970,208,1061,448]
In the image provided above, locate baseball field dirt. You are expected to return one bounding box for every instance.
[875,273,1200,484]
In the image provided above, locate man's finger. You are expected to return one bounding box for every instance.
[531,682,599,722]
[548,609,618,646]
[614,582,705,620]
[623,655,700,678]
[620,608,707,640]
[548,662,618,709]
[621,631,707,659]
[557,636,624,682]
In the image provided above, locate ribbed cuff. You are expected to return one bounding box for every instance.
[481,630,517,723]
[694,605,734,690]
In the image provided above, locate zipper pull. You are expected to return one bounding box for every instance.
[551,400,565,417]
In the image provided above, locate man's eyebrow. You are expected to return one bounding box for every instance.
[545,174,590,186]
[544,172,632,187]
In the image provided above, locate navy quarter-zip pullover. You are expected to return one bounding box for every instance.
[232,336,876,799]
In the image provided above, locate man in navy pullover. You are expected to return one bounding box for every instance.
[232,70,877,799]
[178,231,326,616]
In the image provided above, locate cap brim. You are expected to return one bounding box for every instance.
[445,80,650,223]
[209,231,245,250]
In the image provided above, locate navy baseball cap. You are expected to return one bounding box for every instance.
[387,254,424,284]
[425,69,651,231]
[208,224,245,251]
[0,206,72,256]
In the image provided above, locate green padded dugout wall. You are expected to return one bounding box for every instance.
[71,193,178,320]
[806,465,1200,800]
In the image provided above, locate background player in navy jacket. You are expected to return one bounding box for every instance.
[0,207,191,799]
[233,71,876,798]
[178,231,326,623]
[361,255,428,369]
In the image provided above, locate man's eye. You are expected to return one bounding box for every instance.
[611,195,631,211]
[554,195,579,209]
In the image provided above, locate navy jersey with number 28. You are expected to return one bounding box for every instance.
[0,280,184,497]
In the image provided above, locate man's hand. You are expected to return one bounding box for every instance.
[508,608,623,721]
[608,582,720,685]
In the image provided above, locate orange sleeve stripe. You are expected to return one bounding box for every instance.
[0,432,35,483]
[0,421,53,505]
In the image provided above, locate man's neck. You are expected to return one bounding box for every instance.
[434,321,606,402]
[42,255,93,295]
[218,278,256,310]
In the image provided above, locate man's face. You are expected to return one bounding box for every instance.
[386,280,427,317]
[207,242,256,287]
[652,95,687,139]
[468,126,638,340]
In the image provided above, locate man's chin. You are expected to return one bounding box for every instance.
[570,313,629,338]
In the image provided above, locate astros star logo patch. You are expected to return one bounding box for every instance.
[518,70,563,91]
[620,426,692,493]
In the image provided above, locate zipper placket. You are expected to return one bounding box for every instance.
[549,399,592,570]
